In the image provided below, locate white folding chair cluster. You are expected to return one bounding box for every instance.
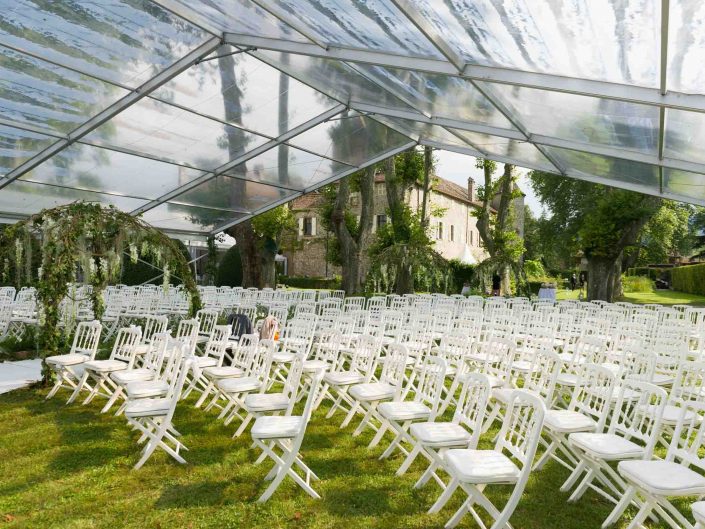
[45,320,102,400]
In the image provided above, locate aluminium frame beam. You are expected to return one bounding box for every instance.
[223,33,705,115]
[131,103,347,215]
[0,36,222,191]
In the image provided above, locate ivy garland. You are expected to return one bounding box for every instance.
[0,202,202,374]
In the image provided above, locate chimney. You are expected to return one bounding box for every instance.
[467,177,475,202]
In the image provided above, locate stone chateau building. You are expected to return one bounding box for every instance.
[282,173,523,278]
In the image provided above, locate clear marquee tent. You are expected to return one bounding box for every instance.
[2,0,705,239]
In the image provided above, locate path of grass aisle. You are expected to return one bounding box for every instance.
[0,387,690,528]
[557,288,705,306]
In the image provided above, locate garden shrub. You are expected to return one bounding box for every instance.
[448,260,475,289]
[215,246,243,287]
[671,264,705,295]
[622,275,653,293]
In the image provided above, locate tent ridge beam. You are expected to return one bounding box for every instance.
[224,33,705,114]
[0,36,222,191]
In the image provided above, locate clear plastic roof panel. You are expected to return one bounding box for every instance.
[288,114,412,167]
[19,142,206,200]
[224,145,350,190]
[0,0,210,87]
[152,49,340,138]
[84,97,270,172]
[0,47,129,134]
[0,125,57,177]
[2,0,705,236]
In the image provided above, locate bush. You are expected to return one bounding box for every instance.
[622,275,653,293]
[279,276,341,290]
[627,267,671,284]
[121,239,191,286]
[215,246,243,287]
[448,260,475,290]
[524,260,546,280]
[671,264,705,295]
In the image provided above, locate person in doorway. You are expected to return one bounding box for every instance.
[461,281,471,296]
[570,273,577,291]
[491,272,501,296]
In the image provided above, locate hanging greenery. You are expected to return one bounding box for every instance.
[0,202,202,362]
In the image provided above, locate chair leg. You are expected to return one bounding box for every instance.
[429,478,459,514]
[396,443,422,476]
[67,372,90,404]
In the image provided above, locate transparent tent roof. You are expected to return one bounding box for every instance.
[1,0,705,237]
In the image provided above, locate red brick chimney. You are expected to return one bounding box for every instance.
[467,177,475,202]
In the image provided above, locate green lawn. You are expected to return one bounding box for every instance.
[557,288,705,306]
[0,386,691,528]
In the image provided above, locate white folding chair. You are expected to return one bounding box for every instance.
[402,372,491,490]
[232,352,305,438]
[348,343,409,444]
[67,325,142,406]
[250,369,325,502]
[45,320,102,400]
[562,379,667,505]
[124,339,189,469]
[429,389,546,529]
[107,332,171,414]
[605,400,705,529]
[182,324,232,400]
[534,363,615,472]
[376,355,447,461]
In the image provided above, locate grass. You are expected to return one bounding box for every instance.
[0,386,693,529]
[557,288,705,306]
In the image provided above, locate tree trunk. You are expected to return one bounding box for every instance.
[330,166,375,295]
[261,251,276,288]
[227,222,261,288]
[587,256,622,302]
[384,156,414,294]
[420,145,432,229]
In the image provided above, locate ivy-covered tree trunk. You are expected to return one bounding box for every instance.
[587,256,622,301]
[384,155,414,294]
[227,222,262,288]
[330,166,375,295]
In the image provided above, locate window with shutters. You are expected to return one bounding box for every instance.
[376,214,387,229]
[303,217,315,236]
[437,222,443,240]
[450,224,455,242]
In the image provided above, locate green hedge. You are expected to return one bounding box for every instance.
[671,264,705,295]
[215,246,243,287]
[627,266,671,283]
[279,276,341,290]
[448,260,475,289]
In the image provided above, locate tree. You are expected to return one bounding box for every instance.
[251,205,296,287]
[474,160,527,295]
[368,147,449,295]
[632,202,694,266]
[320,166,375,295]
[529,171,662,301]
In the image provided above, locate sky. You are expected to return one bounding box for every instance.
[434,150,546,216]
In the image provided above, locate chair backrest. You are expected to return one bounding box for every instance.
[164,343,190,422]
[670,360,705,404]
[232,333,259,369]
[196,309,219,337]
[142,315,168,343]
[251,338,275,382]
[453,372,491,448]
[667,400,705,472]
[71,320,102,358]
[283,353,306,413]
[111,326,143,367]
[524,348,562,405]
[412,356,447,420]
[203,325,232,365]
[142,331,171,373]
[350,335,380,382]
[609,378,667,458]
[380,343,409,395]
[175,318,199,353]
[568,363,615,432]
[496,389,546,472]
